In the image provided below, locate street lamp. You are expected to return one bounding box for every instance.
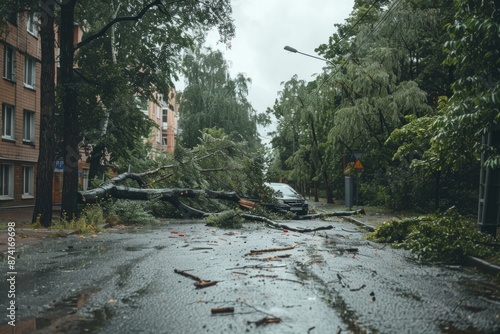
[283,44,341,206]
[284,45,333,65]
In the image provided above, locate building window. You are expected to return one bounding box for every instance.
[24,56,36,89]
[3,45,16,82]
[8,12,17,25]
[162,136,167,146]
[27,12,38,37]
[156,129,161,144]
[162,109,168,123]
[23,110,35,143]
[22,166,34,198]
[2,104,15,139]
[0,164,13,199]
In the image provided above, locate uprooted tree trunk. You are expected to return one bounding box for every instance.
[77,170,364,221]
[78,170,256,218]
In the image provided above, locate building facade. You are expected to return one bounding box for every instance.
[0,12,41,208]
[1,12,177,209]
[142,88,179,156]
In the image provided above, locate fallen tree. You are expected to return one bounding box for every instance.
[78,169,365,225]
[78,171,254,218]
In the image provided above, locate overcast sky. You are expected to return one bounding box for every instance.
[183,0,355,143]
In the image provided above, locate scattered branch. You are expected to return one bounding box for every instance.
[245,244,300,256]
[226,264,287,270]
[296,208,366,220]
[248,316,282,326]
[174,269,218,289]
[241,214,334,233]
[211,307,234,314]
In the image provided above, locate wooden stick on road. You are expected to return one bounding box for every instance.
[174,269,218,289]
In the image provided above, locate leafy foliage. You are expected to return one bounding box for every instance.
[178,48,265,149]
[442,0,500,168]
[368,208,497,264]
[85,130,268,216]
[367,217,423,244]
[206,210,245,229]
[54,204,105,233]
[105,200,158,225]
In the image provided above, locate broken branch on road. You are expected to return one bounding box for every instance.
[226,264,287,270]
[246,254,292,261]
[248,316,282,326]
[241,214,335,233]
[211,307,235,315]
[174,269,218,289]
[245,244,300,256]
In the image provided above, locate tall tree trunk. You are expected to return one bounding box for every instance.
[33,0,56,226]
[60,0,80,219]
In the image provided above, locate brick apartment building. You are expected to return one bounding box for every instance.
[0,11,41,208]
[142,88,179,157]
[1,12,179,209]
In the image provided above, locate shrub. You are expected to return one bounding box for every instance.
[107,200,158,225]
[368,207,497,264]
[401,208,495,264]
[367,217,423,243]
[206,210,245,229]
[55,204,105,234]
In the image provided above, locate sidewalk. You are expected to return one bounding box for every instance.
[0,207,59,255]
[0,207,36,225]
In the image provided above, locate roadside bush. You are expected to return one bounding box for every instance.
[367,217,423,243]
[359,183,389,206]
[368,207,497,264]
[106,200,158,225]
[55,204,105,233]
[206,210,244,229]
[401,208,495,264]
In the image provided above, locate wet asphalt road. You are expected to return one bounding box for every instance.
[1,218,499,334]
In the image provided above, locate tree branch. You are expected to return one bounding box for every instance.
[75,0,163,50]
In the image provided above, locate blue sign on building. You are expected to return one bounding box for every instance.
[55,158,64,170]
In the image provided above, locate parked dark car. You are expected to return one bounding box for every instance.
[264,182,309,215]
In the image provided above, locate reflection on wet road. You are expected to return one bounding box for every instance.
[1,218,499,333]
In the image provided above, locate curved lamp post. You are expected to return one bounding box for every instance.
[282,45,337,205]
[284,45,333,65]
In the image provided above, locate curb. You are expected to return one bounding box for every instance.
[466,256,500,276]
[341,216,375,232]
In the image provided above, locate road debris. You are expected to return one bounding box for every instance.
[246,254,292,261]
[211,307,235,314]
[174,269,218,289]
[245,244,299,256]
[248,316,282,326]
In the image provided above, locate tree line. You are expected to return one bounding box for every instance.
[266,0,499,215]
[1,0,498,226]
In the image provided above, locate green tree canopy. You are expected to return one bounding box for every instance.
[178,48,262,149]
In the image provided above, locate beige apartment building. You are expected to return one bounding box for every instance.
[142,88,179,156]
[0,12,41,208]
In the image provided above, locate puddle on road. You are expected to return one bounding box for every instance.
[460,279,500,302]
[292,261,376,333]
[440,322,483,333]
[0,288,107,334]
[124,245,147,252]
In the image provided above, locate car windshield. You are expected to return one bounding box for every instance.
[268,184,297,197]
